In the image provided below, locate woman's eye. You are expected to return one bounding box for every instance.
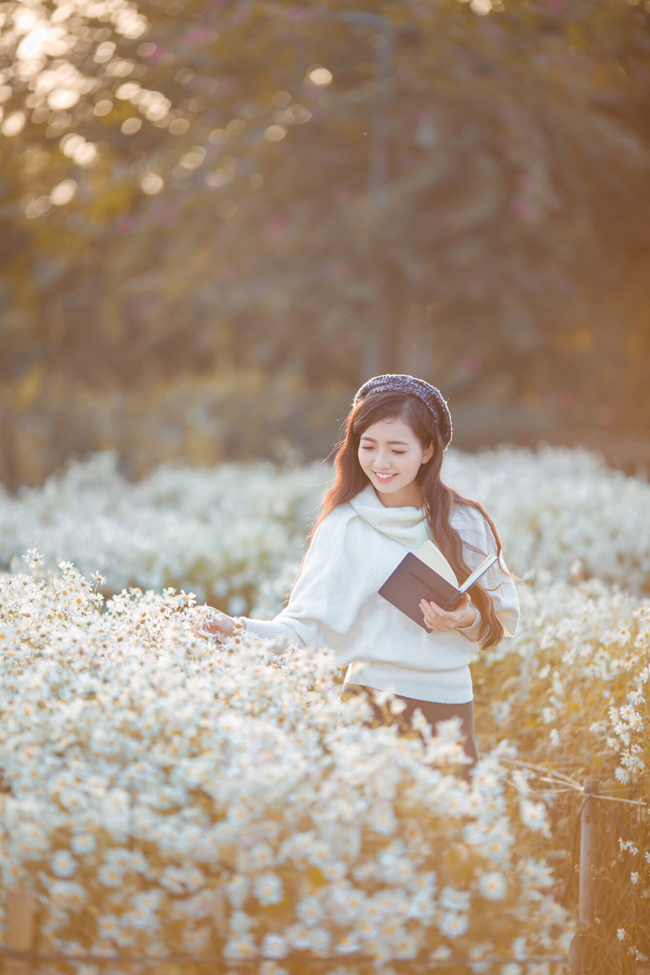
[361,447,405,454]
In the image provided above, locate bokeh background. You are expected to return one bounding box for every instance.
[2,0,650,491]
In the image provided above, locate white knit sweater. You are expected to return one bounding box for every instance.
[241,482,520,704]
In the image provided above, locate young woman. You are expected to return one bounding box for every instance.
[193,374,521,779]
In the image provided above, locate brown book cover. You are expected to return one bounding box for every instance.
[378,549,499,630]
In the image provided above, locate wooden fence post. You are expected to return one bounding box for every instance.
[4,890,34,975]
[578,776,599,974]
[579,777,599,927]
[568,776,601,974]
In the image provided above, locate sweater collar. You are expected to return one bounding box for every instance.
[349,483,430,547]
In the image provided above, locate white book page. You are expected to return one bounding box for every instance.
[413,540,459,588]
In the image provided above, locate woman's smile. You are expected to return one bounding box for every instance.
[374,472,397,481]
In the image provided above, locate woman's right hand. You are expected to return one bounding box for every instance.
[191,607,235,639]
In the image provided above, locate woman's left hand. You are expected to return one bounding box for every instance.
[419,591,477,632]
[191,608,235,638]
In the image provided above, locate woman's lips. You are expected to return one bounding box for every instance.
[374,472,396,481]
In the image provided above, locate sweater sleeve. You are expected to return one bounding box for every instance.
[455,507,520,646]
[240,510,364,651]
[240,617,307,650]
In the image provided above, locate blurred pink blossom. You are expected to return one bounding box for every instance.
[152,201,176,224]
[599,405,615,426]
[180,27,215,46]
[114,215,136,234]
[143,45,164,61]
[330,186,351,204]
[461,355,482,377]
[330,260,350,281]
[512,198,535,219]
[480,21,500,37]
[552,274,572,294]
[266,216,291,238]
[551,387,573,408]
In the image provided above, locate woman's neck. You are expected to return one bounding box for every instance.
[372,481,424,510]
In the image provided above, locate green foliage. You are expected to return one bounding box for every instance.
[0,368,351,487]
[1,0,650,484]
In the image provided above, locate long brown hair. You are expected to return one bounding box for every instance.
[299,388,521,649]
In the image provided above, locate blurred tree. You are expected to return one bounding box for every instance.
[1,0,650,484]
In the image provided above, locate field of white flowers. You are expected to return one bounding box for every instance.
[1,443,649,611]
[1,445,648,974]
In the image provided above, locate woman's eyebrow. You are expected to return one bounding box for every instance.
[361,437,409,445]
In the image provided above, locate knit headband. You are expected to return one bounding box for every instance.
[352,373,453,449]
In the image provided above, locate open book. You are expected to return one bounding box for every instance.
[378,539,498,631]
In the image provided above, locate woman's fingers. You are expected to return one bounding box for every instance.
[192,618,212,636]
[419,598,454,631]
[192,608,229,637]
[420,593,475,631]
[196,620,217,635]
[420,598,439,629]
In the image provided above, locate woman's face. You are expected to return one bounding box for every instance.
[357,417,434,504]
